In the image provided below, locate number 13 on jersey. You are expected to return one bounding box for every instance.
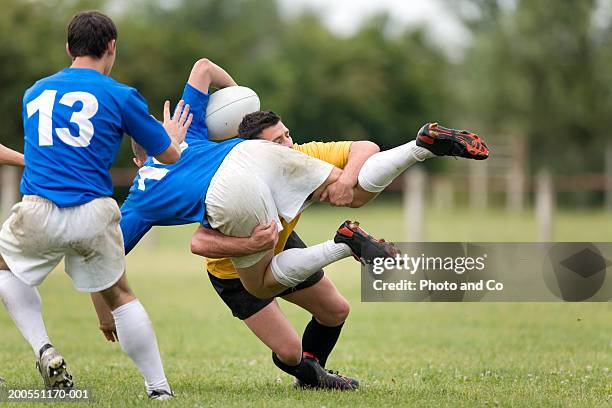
[26,90,99,147]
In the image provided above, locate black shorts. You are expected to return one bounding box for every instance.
[208,231,324,320]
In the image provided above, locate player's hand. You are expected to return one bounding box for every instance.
[163,99,193,145]
[321,178,355,206]
[248,222,278,252]
[99,322,118,342]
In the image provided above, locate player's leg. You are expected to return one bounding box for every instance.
[96,274,172,399]
[0,198,72,389]
[0,256,51,357]
[283,276,349,366]
[243,300,303,365]
[236,219,396,299]
[64,198,172,399]
[353,123,489,205]
[276,231,350,368]
[208,272,356,389]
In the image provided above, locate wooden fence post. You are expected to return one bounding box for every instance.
[535,169,554,242]
[404,167,425,242]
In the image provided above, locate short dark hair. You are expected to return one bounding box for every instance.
[67,11,117,59]
[238,111,281,139]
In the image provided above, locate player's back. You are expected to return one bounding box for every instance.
[21,68,165,207]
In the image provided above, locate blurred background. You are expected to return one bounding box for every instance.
[1,0,611,240]
[0,3,610,405]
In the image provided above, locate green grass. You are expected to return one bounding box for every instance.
[1,200,611,407]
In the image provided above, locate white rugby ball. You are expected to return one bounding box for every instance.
[205,86,260,141]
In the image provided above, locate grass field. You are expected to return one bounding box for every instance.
[1,200,611,407]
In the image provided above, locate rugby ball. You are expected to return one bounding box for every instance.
[205,86,260,141]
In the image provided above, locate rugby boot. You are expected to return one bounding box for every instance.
[147,389,174,400]
[296,356,358,390]
[416,122,489,160]
[36,344,73,390]
[334,220,397,264]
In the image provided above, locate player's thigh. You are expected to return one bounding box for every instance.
[243,300,302,363]
[64,197,126,293]
[0,197,64,286]
[235,250,281,298]
[283,276,350,326]
[207,171,280,270]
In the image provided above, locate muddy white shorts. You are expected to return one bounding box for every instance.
[0,195,125,292]
[205,140,334,268]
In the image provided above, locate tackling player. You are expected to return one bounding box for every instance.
[0,11,191,399]
[189,111,488,389]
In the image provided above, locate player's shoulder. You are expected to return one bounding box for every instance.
[293,141,347,155]
[101,76,140,99]
[292,141,319,154]
[24,69,136,100]
[24,70,64,97]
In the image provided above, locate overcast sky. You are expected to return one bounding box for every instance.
[278,0,470,52]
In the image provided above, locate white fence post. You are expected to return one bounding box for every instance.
[507,137,525,212]
[535,169,554,242]
[432,177,454,212]
[606,143,612,211]
[404,167,425,242]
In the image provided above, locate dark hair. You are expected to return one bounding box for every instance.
[67,11,117,59]
[238,111,281,139]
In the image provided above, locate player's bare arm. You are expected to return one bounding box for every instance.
[90,292,117,342]
[191,223,278,258]
[0,144,25,167]
[320,141,380,207]
[188,58,237,94]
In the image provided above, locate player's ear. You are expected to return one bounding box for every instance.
[107,39,116,56]
[133,157,143,168]
[65,43,74,60]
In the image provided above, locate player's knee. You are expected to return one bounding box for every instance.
[274,338,302,366]
[319,297,350,326]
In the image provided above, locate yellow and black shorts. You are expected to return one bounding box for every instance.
[207,231,324,320]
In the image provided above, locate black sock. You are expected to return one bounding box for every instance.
[301,317,344,368]
[272,353,319,385]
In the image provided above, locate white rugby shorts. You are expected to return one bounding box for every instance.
[205,140,334,268]
[0,195,125,292]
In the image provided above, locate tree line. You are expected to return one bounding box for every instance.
[1,0,610,178]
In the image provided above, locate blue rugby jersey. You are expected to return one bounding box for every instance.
[120,83,243,253]
[21,68,171,207]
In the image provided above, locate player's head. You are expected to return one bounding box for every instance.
[66,11,118,75]
[131,139,147,168]
[238,111,293,148]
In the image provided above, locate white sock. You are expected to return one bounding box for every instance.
[111,299,170,393]
[358,140,434,193]
[271,240,352,287]
[0,270,50,357]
